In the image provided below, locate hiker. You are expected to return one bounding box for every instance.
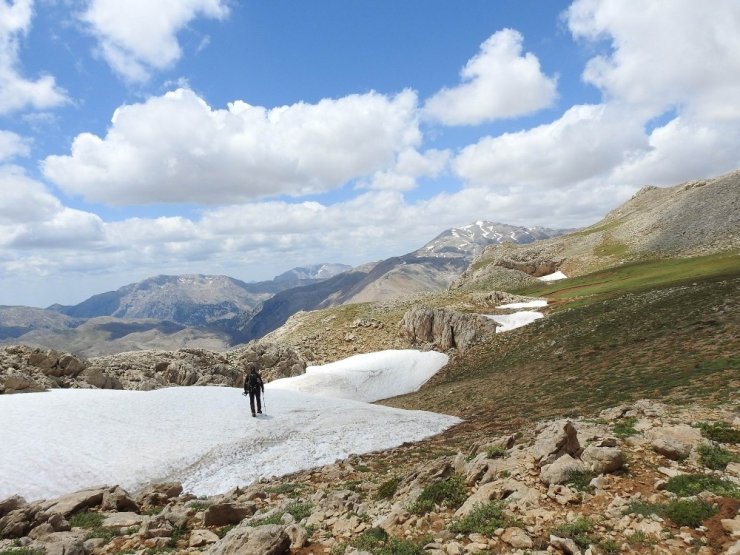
[243,365,265,417]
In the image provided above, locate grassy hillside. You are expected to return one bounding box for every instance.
[381,253,740,436]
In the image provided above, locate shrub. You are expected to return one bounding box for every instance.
[613,416,639,438]
[0,550,46,555]
[624,501,663,517]
[698,421,740,444]
[285,501,312,522]
[69,511,118,542]
[550,518,595,549]
[698,443,738,470]
[665,474,740,498]
[376,477,401,500]
[448,501,511,536]
[485,446,507,458]
[662,499,717,527]
[600,539,621,554]
[407,475,467,515]
[216,525,235,538]
[348,528,428,555]
[266,482,303,496]
[565,469,594,492]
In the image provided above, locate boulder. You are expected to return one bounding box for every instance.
[203,502,256,526]
[189,528,220,547]
[581,439,625,474]
[32,530,88,555]
[41,487,106,517]
[101,512,146,528]
[136,482,183,506]
[502,527,533,549]
[205,524,291,555]
[549,534,582,555]
[540,454,587,485]
[101,486,139,512]
[648,425,701,460]
[0,495,27,518]
[1,373,43,393]
[533,420,581,466]
[82,367,123,390]
[140,514,174,538]
[284,523,309,548]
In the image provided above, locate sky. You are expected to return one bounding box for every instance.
[1,0,739,307]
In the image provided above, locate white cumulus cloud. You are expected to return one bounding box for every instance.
[81,0,229,82]
[0,130,30,161]
[42,88,421,205]
[424,28,557,126]
[0,0,67,114]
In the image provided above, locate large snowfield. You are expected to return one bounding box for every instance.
[1,350,458,501]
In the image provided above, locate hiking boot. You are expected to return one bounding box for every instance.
[257,410,262,414]
[252,412,256,417]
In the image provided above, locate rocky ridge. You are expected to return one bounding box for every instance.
[453,170,740,291]
[0,343,306,394]
[1,399,738,554]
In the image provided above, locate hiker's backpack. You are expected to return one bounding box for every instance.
[247,372,260,392]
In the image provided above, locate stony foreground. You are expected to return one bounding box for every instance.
[1,399,738,555]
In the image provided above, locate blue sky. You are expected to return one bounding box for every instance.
[1,0,739,307]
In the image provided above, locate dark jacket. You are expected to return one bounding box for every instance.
[244,370,264,394]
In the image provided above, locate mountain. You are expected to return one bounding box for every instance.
[453,170,740,291]
[416,221,571,259]
[273,263,352,284]
[0,306,80,341]
[240,222,567,342]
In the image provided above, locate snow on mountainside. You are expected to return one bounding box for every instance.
[0,350,456,500]
[416,221,569,260]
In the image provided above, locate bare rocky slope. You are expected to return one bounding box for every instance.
[452,170,740,292]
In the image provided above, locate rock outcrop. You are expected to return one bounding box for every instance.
[400,305,498,352]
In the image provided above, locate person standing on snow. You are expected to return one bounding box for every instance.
[243,365,265,417]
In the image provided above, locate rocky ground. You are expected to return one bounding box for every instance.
[0,342,307,394]
[1,399,738,555]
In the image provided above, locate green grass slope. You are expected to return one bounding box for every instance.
[381,254,740,434]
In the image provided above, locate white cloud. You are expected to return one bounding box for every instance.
[365,148,451,191]
[0,130,30,160]
[42,88,421,205]
[424,29,557,126]
[454,104,647,190]
[0,0,67,114]
[0,165,103,251]
[81,0,229,82]
[566,0,740,118]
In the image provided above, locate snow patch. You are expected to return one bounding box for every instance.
[538,271,567,282]
[486,311,544,332]
[270,349,448,402]
[0,350,458,501]
[498,299,547,309]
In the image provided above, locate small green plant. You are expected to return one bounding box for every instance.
[448,501,514,536]
[344,479,363,492]
[485,445,507,458]
[266,482,303,496]
[624,501,663,517]
[351,527,388,551]
[0,550,46,555]
[376,476,401,500]
[216,524,235,538]
[141,506,163,515]
[662,499,717,527]
[188,500,212,510]
[698,443,738,470]
[565,469,594,492]
[167,526,185,548]
[550,518,595,549]
[665,473,740,498]
[625,499,719,528]
[356,465,371,472]
[499,469,511,478]
[698,421,740,444]
[407,474,467,515]
[69,511,104,529]
[600,539,621,554]
[627,530,655,546]
[612,416,639,438]
[69,510,119,543]
[249,513,283,526]
[285,501,312,522]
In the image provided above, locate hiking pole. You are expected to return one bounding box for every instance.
[262,389,267,415]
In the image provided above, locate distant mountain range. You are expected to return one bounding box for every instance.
[0,223,566,355]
